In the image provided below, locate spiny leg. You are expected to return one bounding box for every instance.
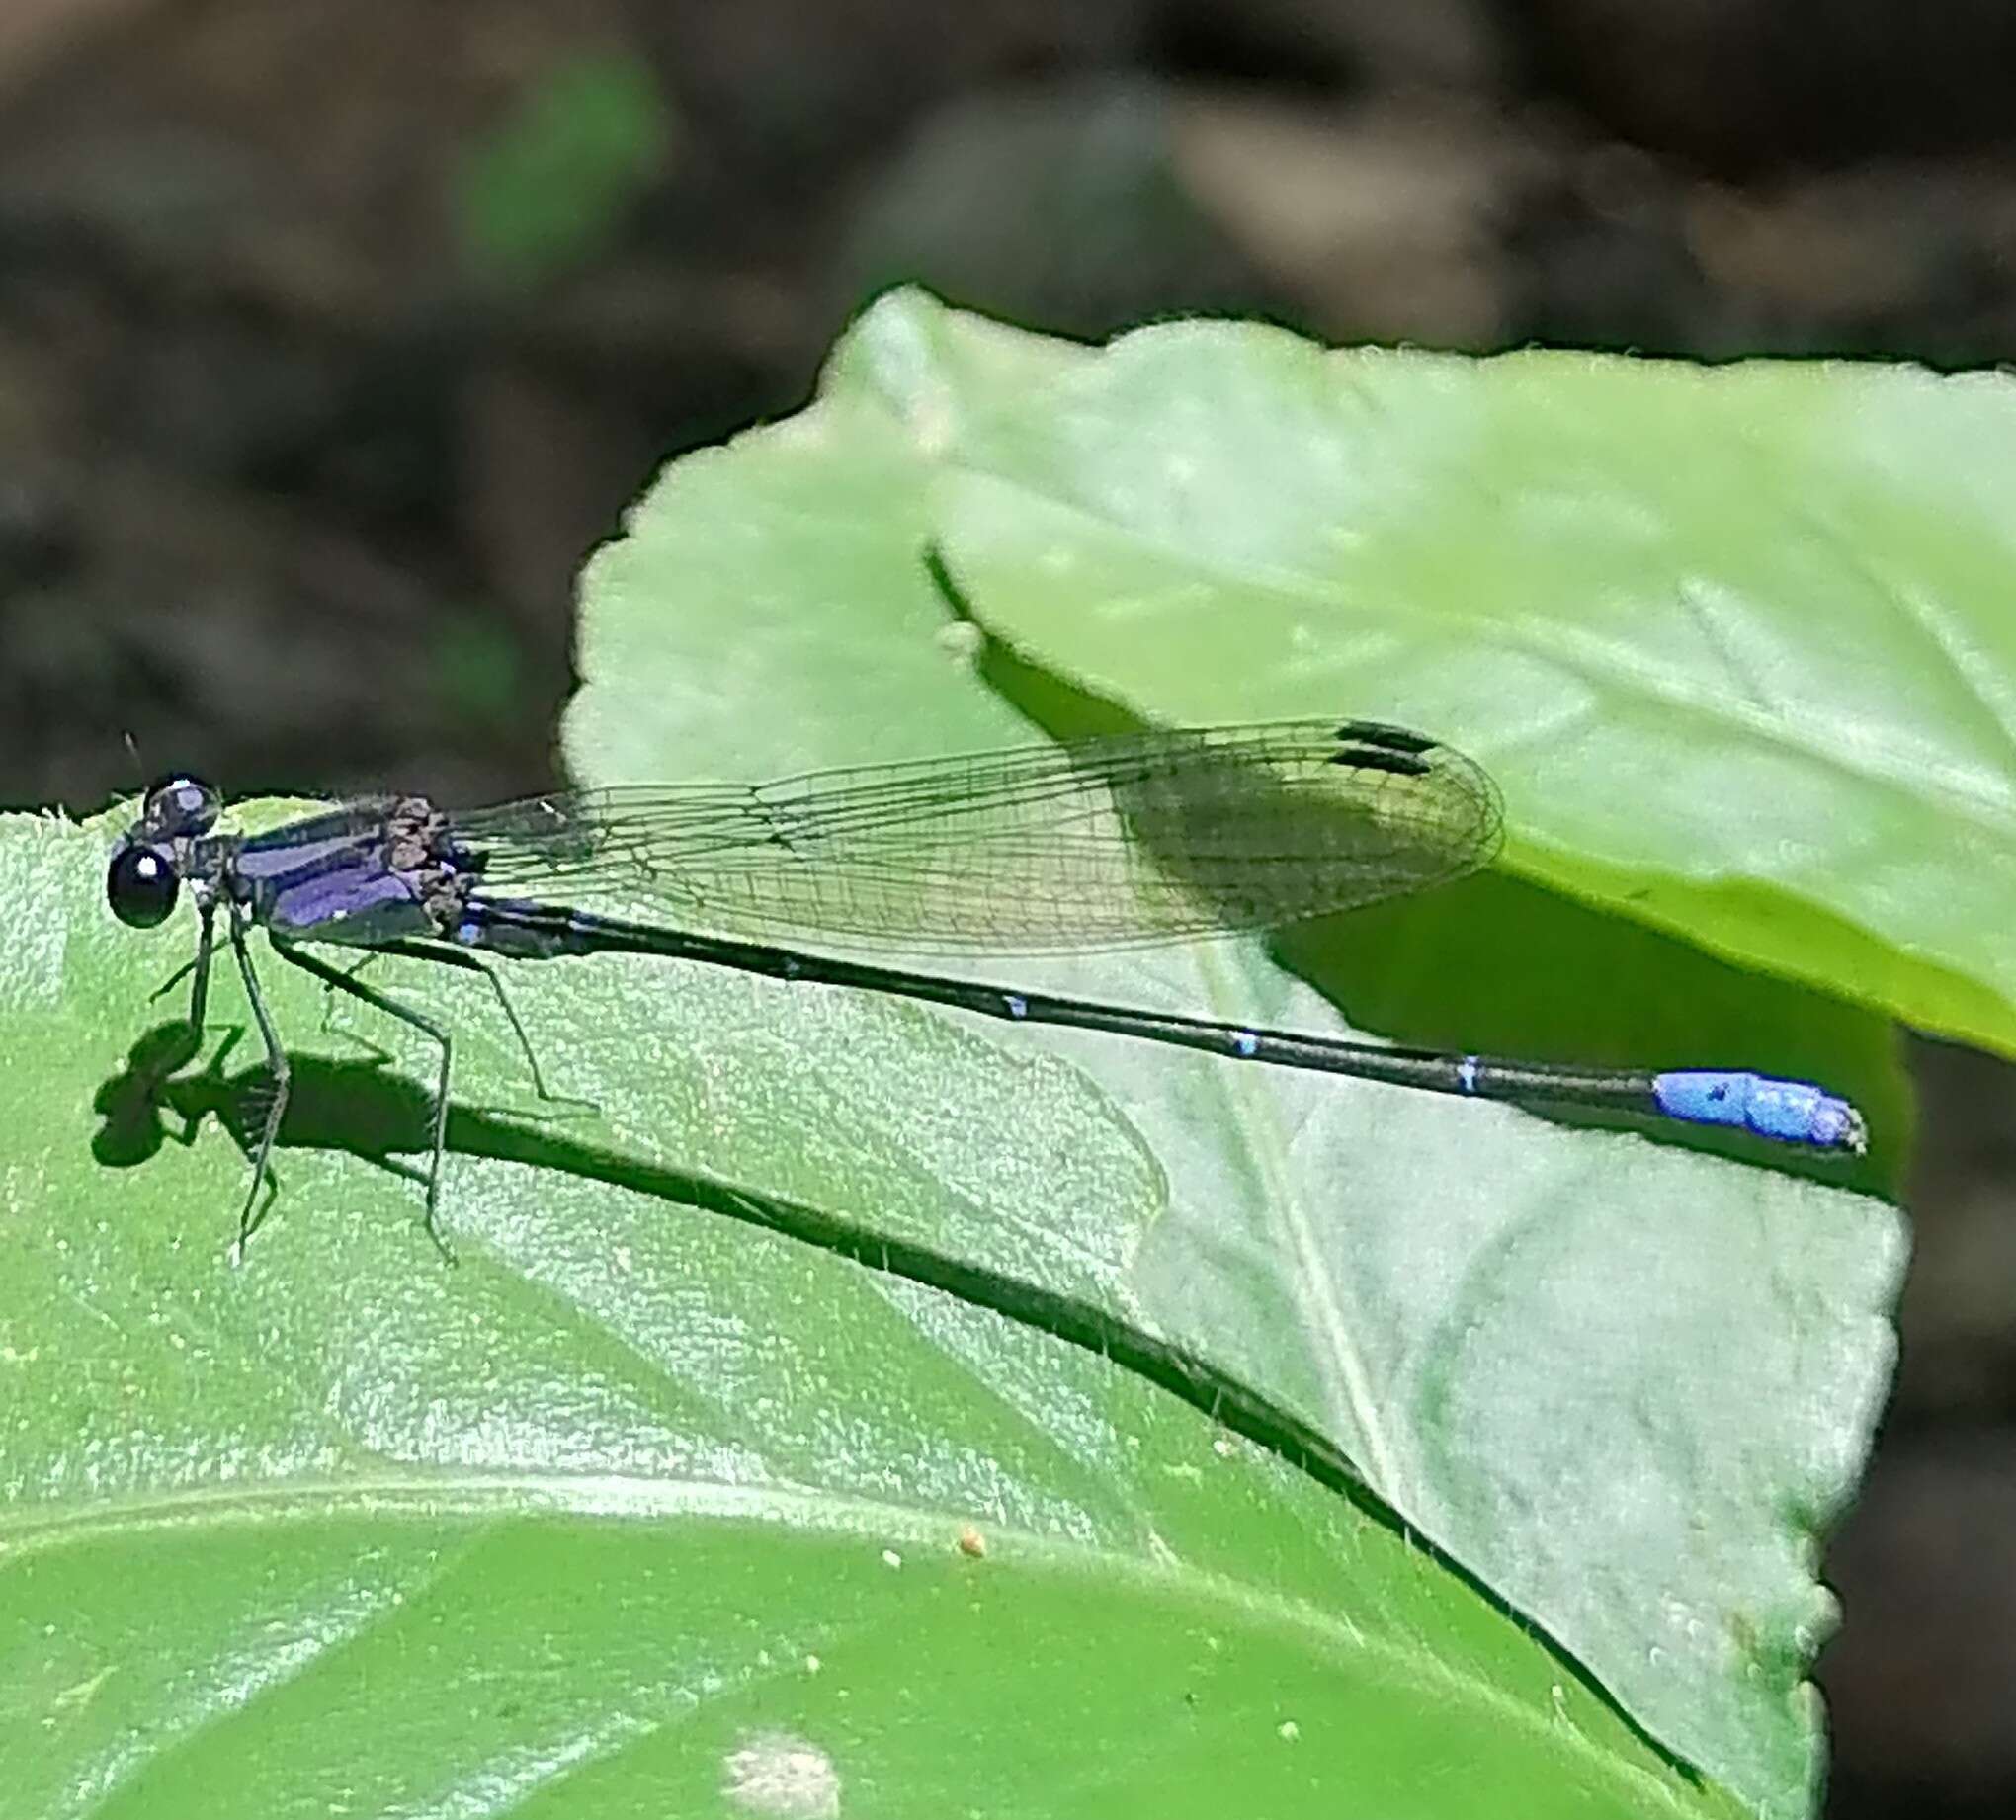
[309,955,421,1076]
[354,938,587,1108]
[139,902,216,1081]
[270,938,458,1264]
[148,954,197,1008]
[315,951,378,1039]
[224,903,288,1264]
[184,902,216,1030]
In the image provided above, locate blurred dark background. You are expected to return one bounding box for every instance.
[1,3,2010,1812]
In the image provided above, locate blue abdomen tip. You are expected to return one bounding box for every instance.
[1653,1071,1867,1153]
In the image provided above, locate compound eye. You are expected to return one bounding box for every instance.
[141,774,220,837]
[107,845,180,928]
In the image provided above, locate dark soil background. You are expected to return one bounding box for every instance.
[2,3,2011,1812]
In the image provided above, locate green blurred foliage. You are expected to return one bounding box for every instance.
[454,50,676,290]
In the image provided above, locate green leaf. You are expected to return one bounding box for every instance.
[7,803,1735,1820]
[569,296,1905,1814]
[4,294,1908,1818]
[840,291,2016,1057]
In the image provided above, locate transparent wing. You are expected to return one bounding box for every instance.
[450,718,1504,954]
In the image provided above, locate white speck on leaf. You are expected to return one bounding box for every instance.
[721,1731,841,1819]
[935,621,983,664]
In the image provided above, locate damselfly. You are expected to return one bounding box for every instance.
[106,718,1867,1258]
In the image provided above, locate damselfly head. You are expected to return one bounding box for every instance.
[106,775,219,929]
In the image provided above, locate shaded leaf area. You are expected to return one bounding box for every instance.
[838,291,2015,1059]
